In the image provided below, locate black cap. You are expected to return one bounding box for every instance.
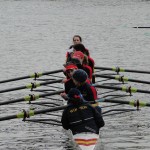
[72,69,88,83]
[68,88,83,104]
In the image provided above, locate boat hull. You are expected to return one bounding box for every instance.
[65,130,100,150]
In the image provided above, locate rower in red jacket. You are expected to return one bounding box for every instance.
[61,63,91,100]
[72,43,95,83]
[66,35,95,71]
[63,63,78,94]
[66,35,89,63]
[67,43,94,72]
[71,51,93,81]
[72,44,95,70]
[61,88,105,135]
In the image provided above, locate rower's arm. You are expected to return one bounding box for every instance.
[92,107,105,128]
[61,109,69,130]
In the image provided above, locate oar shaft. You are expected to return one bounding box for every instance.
[0,89,64,105]
[0,79,62,93]
[0,86,27,93]
[94,66,150,74]
[0,105,67,121]
[96,98,150,107]
[0,75,30,84]
[95,74,150,84]
[0,98,25,105]
[95,84,150,94]
[0,69,63,84]
[40,79,62,86]
[34,105,67,115]
[0,115,17,121]
[133,27,150,28]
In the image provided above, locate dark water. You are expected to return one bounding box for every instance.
[0,0,150,149]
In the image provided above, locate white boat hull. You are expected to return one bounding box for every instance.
[65,130,100,150]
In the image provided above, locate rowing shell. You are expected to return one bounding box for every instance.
[73,132,100,150]
[65,129,100,150]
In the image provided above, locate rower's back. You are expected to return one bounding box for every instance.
[61,88,105,135]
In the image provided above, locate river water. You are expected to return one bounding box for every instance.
[0,0,150,149]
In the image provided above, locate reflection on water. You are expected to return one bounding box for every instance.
[0,0,150,149]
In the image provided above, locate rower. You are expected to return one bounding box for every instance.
[60,63,78,99]
[72,69,102,114]
[71,51,92,81]
[68,35,90,57]
[61,88,105,135]
[72,44,95,71]
[60,63,91,99]
[66,36,95,81]
[72,43,95,83]
[66,35,88,63]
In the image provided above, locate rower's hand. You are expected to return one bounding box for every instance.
[62,78,67,83]
[60,92,68,100]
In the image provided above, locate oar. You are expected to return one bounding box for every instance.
[25,118,61,123]
[94,66,150,74]
[96,98,150,107]
[26,120,62,126]
[133,27,150,28]
[25,118,62,126]
[0,105,67,121]
[102,109,137,117]
[30,102,61,107]
[95,74,150,84]
[0,69,63,84]
[0,89,64,105]
[0,79,62,93]
[94,84,150,94]
[102,108,136,115]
